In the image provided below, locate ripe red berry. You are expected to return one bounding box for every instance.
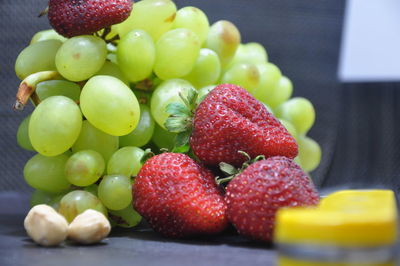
[48,0,133,38]
[226,156,319,242]
[133,152,228,238]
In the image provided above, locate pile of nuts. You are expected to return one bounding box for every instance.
[24,205,111,246]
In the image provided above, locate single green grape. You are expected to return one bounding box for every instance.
[172,6,209,45]
[65,150,105,187]
[108,205,142,228]
[297,136,322,172]
[98,175,132,211]
[58,190,107,223]
[80,75,140,136]
[84,184,98,197]
[152,123,176,150]
[154,28,201,80]
[252,62,282,104]
[107,147,144,177]
[15,40,62,80]
[36,80,81,103]
[119,105,155,148]
[279,119,298,141]
[230,42,268,66]
[221,62,260,93]
[206,20,241,68]
[30,29,67,44]
[276,97,316,135]
[55,35,107,81]
[72,120,119,162]
[24,153,71,193]
[183,48,221,89]
[29,96,82,156]
[268,76,293,108]
[17,115,34,151]
[95,61,129,85]
[117,29,156,82]
[150,79,194,129]
[117,0,177,40]
[196,85,215,105]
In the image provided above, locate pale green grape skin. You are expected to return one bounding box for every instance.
[279,119,298,141]
[72,120,119,162]
[29,96,82,156]
[297,136,322,172]
[84,184,98,196]
[117,29,156,82]
[15,40,62,80]
[58,190,107,223]
[98,175,132,211]
[154,28,201,80]
[95,61,129,85]
[36,80,81,102]
[183,48,221,89]
[120,105,155,148]
[150,79,194,129]
[24,153,71,193]
[30,29,67,44]
[80,75,140,136]
[221,63,260,93]
[107,147,144,177]
[206,20,241,68]
[109,205,142,228]
[268,76,293,109]
[17,115,34,151]
[252,62,282,104]
[65,150,105,187]
[230,42,268,66]
[172,6,209,45]
[117,0,177,40]
[30,190,54,207]
[196,85,215,105]
[276,97,316,135]
[152,123,176,150]
[55,35,107,82]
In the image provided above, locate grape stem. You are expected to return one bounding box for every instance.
[14,71,62,111]
[38,6,49,17]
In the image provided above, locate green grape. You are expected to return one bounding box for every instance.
[120,105,155,147]
[152,123,176,150]
[230,42,268,66]
[58,190,107,223]
[117,0,177,40]
[30,29,67,44]
[252,63,282,104]
[17,115,34,151]
[95,61,129,85]
[172,6,209,45]
[109,205,142,228]
[279,119,298,141]
[15,40,62,80]
[30,190,54,207]
[107,147,144,177]
[221,63,260,93]
[267,76,293,108]
[154,29,201,80]
[117,29,156,82]
[24,153,71,193]
[276,97,316,135]
[183,48,221,89]
[29,96,82,156]
[80,75,140,136]
[36,80,81,102]
[98,175,132,210]
[55,35,107,82]
[206,20,241,68]
[72,120,119,162]
[297,136,322,172]
[150,79,193,129]
[196,85,215,105]
[65,150,105,187]
[84,184,98,196]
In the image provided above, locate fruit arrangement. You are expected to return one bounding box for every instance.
[15,0,322,243]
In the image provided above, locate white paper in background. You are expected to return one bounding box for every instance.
[338,0,400,82]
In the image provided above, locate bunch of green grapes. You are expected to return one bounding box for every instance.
[15,0,321,227]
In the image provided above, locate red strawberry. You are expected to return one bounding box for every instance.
[166,84,298,167]
[48,0,133,38]
[133,152,228,238]
[225,156,319,242]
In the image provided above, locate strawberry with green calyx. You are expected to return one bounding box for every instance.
[165,83,298,167]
